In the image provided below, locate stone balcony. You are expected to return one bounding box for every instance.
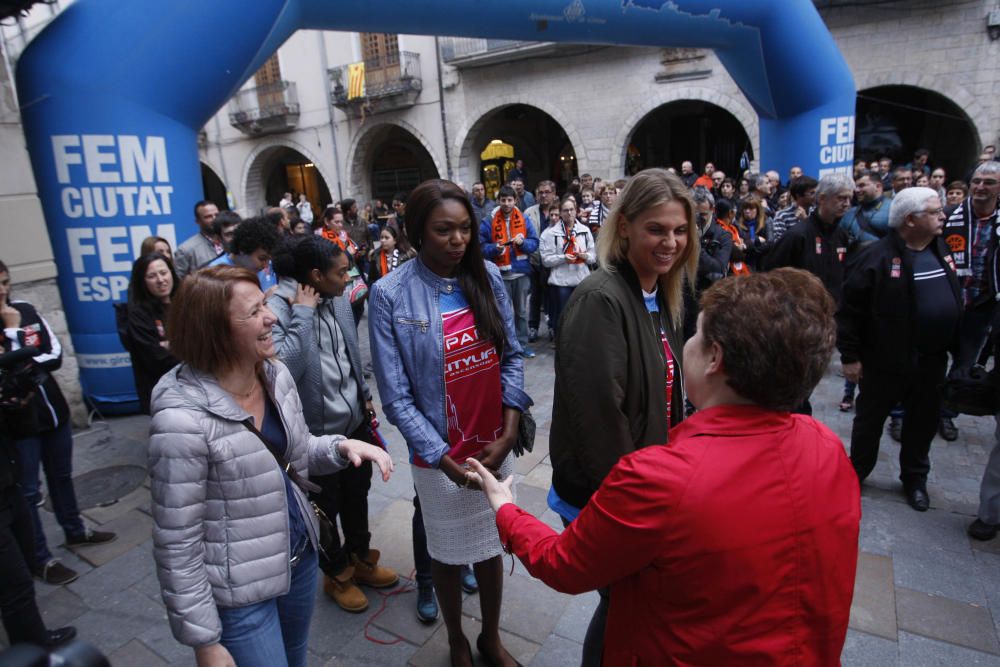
[329,51,422,119]
[227,80,300,136]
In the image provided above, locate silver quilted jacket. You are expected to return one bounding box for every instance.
[148,358,349,647]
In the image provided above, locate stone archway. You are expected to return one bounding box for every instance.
[853,73,986,180]
[241,139,334,215]
[854,71,990,154]
[345,119,444,202]
[610,86,759,178]
[200,161,228,210]
[454,99,585,191]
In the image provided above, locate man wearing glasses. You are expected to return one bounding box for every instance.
[942,163,1000,368]
[838,187,960,512]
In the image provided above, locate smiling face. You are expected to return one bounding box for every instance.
[420,199,472,278]
[143,259,173,303]
[620,200,689,291]
[228,280,276,366]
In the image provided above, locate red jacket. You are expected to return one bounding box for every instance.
[498,405,860,666]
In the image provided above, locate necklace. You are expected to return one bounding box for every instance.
[219,373,259,400]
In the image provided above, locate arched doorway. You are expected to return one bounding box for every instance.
[245,145,332,215]
[464,104,576,193]
[200,162,228,210]
[855,85,980,182]
[626,100,752,179]
[367,125,440,203]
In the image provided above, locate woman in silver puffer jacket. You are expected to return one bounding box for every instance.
[148,265,393,667]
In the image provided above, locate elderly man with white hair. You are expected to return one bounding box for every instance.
[837,187,960,512]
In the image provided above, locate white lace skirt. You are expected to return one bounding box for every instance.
[411,453,515,565]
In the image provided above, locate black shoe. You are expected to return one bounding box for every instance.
[43,626,77,647]
[528,328,538,344]
[35,559,79,585]
[939,417,959,442]
[461,565,478,594]
[888,417,902,443]
[66,529,117,547]
[905,487,930,512]
[968,518,999,541]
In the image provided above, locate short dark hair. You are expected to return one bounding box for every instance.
[914,148,930,159]
[0,258,7,274]
[213,210,242,238]
[698,268,835,411]
[271,234,344,285]
[498,185,516,199]
[714,199,732,219]
[168,265,261,375]
[392,191,409,205]
[193,200,214,218]
[128,252,178,310]
[339,199,356,214]
[230,216,280,256]
[893,166,911,178]
[789,176,818,199]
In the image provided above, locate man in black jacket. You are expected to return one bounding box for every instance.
[837,187,961,512]
[763,173,853,303]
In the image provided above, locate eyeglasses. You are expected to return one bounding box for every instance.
[921,207,945,216]
[971,178,999,186]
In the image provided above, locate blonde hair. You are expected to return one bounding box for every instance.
[596,168,699,324]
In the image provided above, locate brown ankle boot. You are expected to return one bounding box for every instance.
[323,566,368,612]
[351,549,399,588]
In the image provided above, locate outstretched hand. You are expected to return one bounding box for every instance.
[338,439,394,481]
[466,458,514,513]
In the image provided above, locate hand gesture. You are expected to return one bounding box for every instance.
[1,303,21,329]
[195,644,236,667]
[292,284,320,309]
[466,458,514,513]
[337,438,394,481]
[513,233,525,246]
[474,434,515,473]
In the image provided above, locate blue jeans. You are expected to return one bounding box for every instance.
[15,420,85,565]
[502,274,530,347]
[219,542,318,667]
[545,284,576,336]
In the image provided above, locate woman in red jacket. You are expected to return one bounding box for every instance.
[468,268,861,666]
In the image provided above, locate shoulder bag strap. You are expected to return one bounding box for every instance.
[241,417,321,494]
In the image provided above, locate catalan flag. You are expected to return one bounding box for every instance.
[347,62,366,100]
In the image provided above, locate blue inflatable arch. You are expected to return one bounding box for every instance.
[16,0,856,408]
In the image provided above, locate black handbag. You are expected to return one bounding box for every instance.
[242,418,335,555]
[942,365,998,417]
[513,408,536,457]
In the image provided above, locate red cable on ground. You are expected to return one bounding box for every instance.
[364,569,418,645]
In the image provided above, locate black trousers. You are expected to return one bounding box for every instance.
[0,484,48,646]
[850,353,947,489]
[311,426,372,577]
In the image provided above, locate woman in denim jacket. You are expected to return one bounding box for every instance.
[369,179,532,667]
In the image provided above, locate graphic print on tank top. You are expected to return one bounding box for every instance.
[441,290,503,464]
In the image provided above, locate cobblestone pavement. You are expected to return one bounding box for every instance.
[4,316,1000,665]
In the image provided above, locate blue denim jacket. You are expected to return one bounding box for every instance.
[368,257,532,467]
